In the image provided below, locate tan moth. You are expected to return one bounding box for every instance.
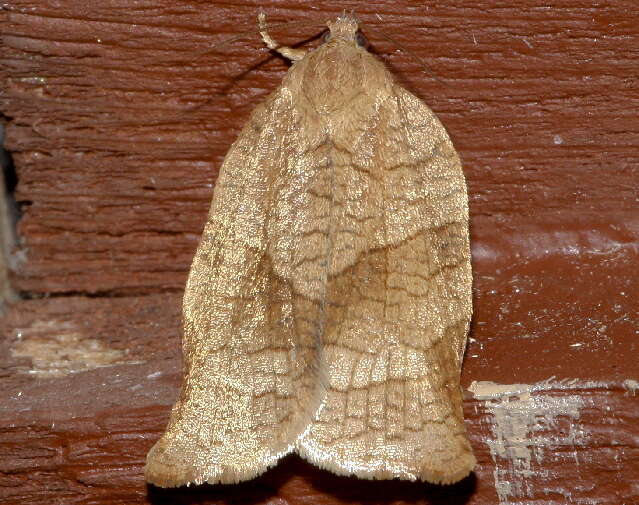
[145,13,475,486]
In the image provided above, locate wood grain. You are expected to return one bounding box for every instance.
[1,0,638,504]
[1,0,637,293]
[1,251,637,504]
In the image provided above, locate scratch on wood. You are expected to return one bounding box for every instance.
[623,379,639,395]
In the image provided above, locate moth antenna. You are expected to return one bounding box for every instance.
[153,18,322,67]
[258,12,308,62]
[365,14,447,87]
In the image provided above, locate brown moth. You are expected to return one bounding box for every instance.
[145,13,474,487]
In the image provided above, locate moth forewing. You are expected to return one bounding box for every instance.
[145,14,474,487]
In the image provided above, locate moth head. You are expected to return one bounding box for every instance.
[324,16,368,48]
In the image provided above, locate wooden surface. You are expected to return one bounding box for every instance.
[1,1,638,504]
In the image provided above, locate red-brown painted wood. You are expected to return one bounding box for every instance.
[1,1,637,504]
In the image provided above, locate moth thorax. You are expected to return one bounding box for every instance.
[305,47,365,114]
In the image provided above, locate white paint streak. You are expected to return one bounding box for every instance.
[623,379,639,395]
[11,320,140,377]
[469,378,594,505]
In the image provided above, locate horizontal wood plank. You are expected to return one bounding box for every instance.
[1,0,637,293]
[1,249,637,504]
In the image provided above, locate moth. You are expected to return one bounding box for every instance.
[146,13,474,487]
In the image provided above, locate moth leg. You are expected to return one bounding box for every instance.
[258,12,307,61]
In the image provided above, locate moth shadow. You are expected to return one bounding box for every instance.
[146,475,280,505]
[146,454,477,505]
[145,454,302,505]
[192,31,324,108]
[303,460,477,505]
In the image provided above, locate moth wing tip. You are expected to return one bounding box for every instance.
[418,451,477,485]
[145,438,287,487]
[296,442,476,485]
[144,459,273,488]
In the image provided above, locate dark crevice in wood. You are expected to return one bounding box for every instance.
[0,118,19,307]
[18,287,184,300]
[1,124,18,198]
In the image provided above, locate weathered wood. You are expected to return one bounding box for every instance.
[1,0,638,504]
